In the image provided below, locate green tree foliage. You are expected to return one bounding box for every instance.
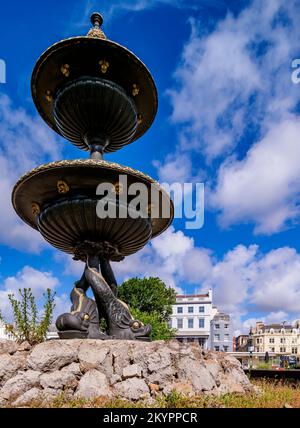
[118,277,176,321]
[118,277,177,341]
[0,288,56,345]
[130,307,176,341]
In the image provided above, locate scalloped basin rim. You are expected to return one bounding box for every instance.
[12,159,174,240]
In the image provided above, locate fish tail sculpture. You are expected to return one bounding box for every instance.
[85,256,152,340]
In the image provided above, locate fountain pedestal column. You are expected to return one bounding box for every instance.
[57,256,151,340]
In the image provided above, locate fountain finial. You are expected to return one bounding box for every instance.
[87,12,106,39]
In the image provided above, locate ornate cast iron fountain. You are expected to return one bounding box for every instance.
[12,13,174,340]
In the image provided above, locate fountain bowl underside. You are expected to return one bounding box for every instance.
[12,159,174,261]
[31,36,158,149]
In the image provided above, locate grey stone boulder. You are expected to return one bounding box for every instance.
[78,341,112,375]
[12,387,42,407]
[114,378,150,401]
[177,356,217,392]
[28,340,81,371]
[111,341,132,375]
[40,369,77,391]
[122,364,142,379]
[75,369,111,399]
[109,374,122,386]
[61,362,82,378]
[0,353,27,385]
[147,347,173,373]
[17,341,32,352]
[0,340,18,355]
[0,370,40,403]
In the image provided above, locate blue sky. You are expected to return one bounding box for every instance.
[1,0,300,333]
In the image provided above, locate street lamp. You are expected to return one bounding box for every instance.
[281,321,287,368]
[248,327,254,370]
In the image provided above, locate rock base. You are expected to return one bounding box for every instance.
[0,339,254,406]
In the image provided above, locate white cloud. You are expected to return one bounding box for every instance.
[0,265,60,321]
[53,252,85,278]
[3,266,59,295]
[168,0,300,160]
[201,244,258,314]
[249,247,300,312]
[211,119,300,234]
[153,153,192,183]
[53,293,70,320]
[264,311,289,324]
[155,0,300,234]
[168,17,260,161]
[0,95,62,252]
[112,227,193,293]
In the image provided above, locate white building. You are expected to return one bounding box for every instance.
[169,290,217,349]
[0,321,15,340]
[46,324,59,340]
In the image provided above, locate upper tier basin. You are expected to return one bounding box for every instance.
[31,36,157,153]
[53,77,138,153]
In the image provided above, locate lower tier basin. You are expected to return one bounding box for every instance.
[12,159,174,261]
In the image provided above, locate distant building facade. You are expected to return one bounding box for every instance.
[169,290,215,349]
[235,334,249,352]
[210,312,232,352]
[169,290,232,351]
[251,321,300,355]
[0,321,14,340]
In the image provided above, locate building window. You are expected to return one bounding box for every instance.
[280,338,285,344]
[224,334,229,342]
[215,324,220,329]
[188,306,194,313]
[177,307,183,314]
[256,338,260,344]
[214,334,220,341]
[199,306,205,313]
[223,346,229,352]
[270,347,275,352]
[280,347,286,353]
[214,346,220,351]
[224,323,229,329]
[292,347,298,354]
[199,318,204,328]
[188,318,194,328]
[269,338,275,344]
[177,318,183,329]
